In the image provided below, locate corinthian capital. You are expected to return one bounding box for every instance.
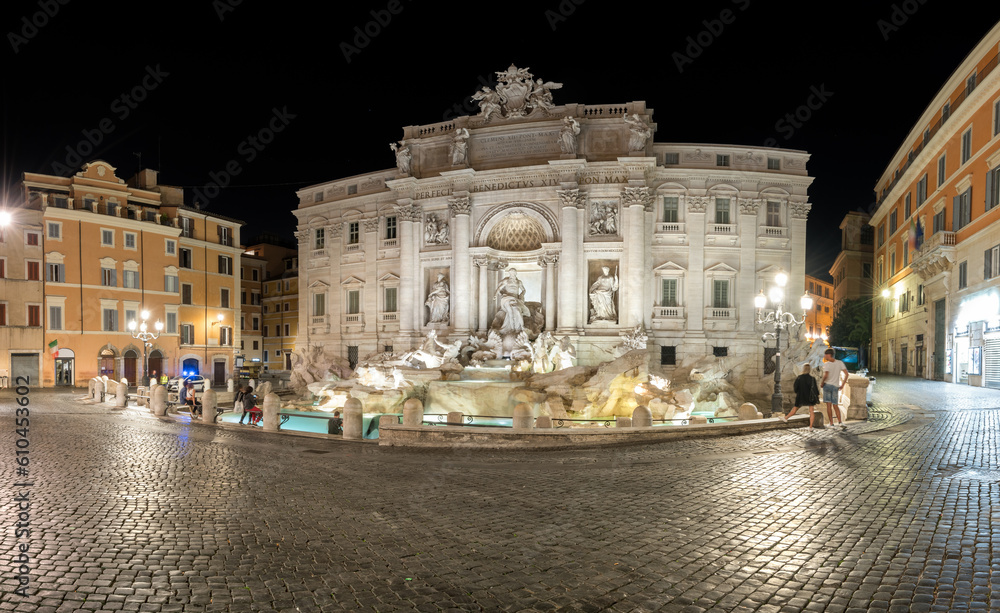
[556,188,586,209]
[393,203,422,222]
[621,186,650,209]
[448,196,472,217]
[789,202,812,219]
[738,198,762,215]
[687,196,710,213]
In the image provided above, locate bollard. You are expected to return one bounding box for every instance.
[447,411,464,425]
[737,402,761,421]
[115,378,127,408]
[535,415,552,428]
[812,410,826,428]
[151,386,168,416]
[846,374,870,420]
[632,405,652,428]
[513,403,534,429]
[227,378,234,393]
[402,398,424,427]
[616,416,633,428]
[201,389,218,423]
[88,378,97,400]
[262,393,280,431]
[343,398,364,439]
[94,379,105,403]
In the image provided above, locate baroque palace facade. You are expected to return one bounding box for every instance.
[871,22,1000,386]
[294,66,813,373]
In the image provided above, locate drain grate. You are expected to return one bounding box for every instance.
[302,449,332,454]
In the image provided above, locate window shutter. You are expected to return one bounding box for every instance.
[987,169,995,210]
[987,249,992,280]
[218,254,225,273]
[953,195,960,230]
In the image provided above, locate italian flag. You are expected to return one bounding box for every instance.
[49,338,58,359]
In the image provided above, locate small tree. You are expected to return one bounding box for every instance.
[828,297,873,366]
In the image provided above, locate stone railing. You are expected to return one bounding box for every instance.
[655,222,685,233]
[379,312,398,322]
[653,306,684,319]
[709,223,736,234]
[705,307,735,319]
[344,244,361,253]
[342,313,363,325]
[381,238,398,248]
[760,226,787,237]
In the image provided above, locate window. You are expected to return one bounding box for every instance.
[967,71,977,94]
[959,261,968,289]
[26,261,39,281]
[165,274,178,293]
[101,267,116,287]
[889,210,897,235]
[385,216,397,240]
[101,229,113,246]
[0,257,5,279]
[877,257,883,285]
[27,305,40,327]
[933,210,945,234]
[661,346,676,365]
[166,312,177,334]
[903,247,908,268]
[284,280,290,291]
[766,201,780,226]
[165,240,176,256]
[904,194,911,219]
[220,326,232,346]
[900,292,909,312]
[661,278,678,307]
[0,303,6,325]
[46,263,64,283]
[347,290,360,314]
[987,166,1000,211]
[875,303,881,323]
[252,268,259,281]
[942,102,950,123]
[181,284,193,305]
[878,224,885,246]
[284,323,291,337]
[863,262,872,278]
[125,309,137,327]
[663,197,679,223]
[48,305,62,330]
[219,226,232,246]
[102,308,118,331]
[180,217,193,238]
[179,248,192,269]
[891,251,896,276]
[716,154,730,167]
[252,316,259,331]
[995,98,1000,136]
[767,157,780,170]
[47,222,61,239]
[917,174,928,205]
[861,226,874,245]
[663,152,679,165]
[263,325,268,338]
[26,232,39,246]
[313,293,326,316]
[123,270,139,289]
[953,187,972,231]
[918,285,925,305]
[218,255,233,275]
[124,232,136,249]
[180,324,194,345]
[713,347,728,357]
[251,291,260,306]
[714,198,730,224]
[938,154,947,187]
[252,341,258,350]
[348,221,360,244]
[384,287,397,312]
[284,302,289,312]
[712,280,729,308]
[961,128,973,165]
[313,228,325,250]
[221,288,230,308]
[986,245,1000,281]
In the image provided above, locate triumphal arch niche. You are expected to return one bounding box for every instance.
[295,64,812,372]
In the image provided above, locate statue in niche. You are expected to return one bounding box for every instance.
[589,266,620,323]
[389,141,411,175]
[492,269,529,335]
[425,273,451,324]
[589,201,618,236]
[424,214,449,245]
[559,116,580,155]
[450,128,470,166]
[624,113,651,151]
[548,336,577,371]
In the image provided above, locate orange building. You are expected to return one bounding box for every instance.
[871,22,1000,384]
[803,275,833,342]
[0,205,44,386]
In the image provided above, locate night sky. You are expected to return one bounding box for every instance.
[4,0,1000,280]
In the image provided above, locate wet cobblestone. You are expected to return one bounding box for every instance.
[1,376,1000,611]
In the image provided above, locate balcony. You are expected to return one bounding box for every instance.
[653,306,684,318]
[709,223,736,234]
[910,231,956,280]
[705,307,735,319]
[381,238,399,248]
[379,312,399,322]
[759,226,787,237]
[344,243,361,253]
[341,313,363,325]
[704,306,737,331]
[655,222,685,233]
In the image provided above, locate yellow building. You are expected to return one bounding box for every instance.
[19,162,245,387]
[239,252,267,379]
[829,211,874,317]
[247,237,298,373]
[871,22,1000,383]
[0,205,44,386]
[804,275,833,342]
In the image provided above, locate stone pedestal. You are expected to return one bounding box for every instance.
[152,386,167,416]
[202,389,218,423]
[262,393,280,431]
[632,405,652,427]
[94,379,105,403]
[115,379,128,408]
[447,411,464,425]
[846,374,870,420]
[343,398,364,439]
[513,403,533,429]
[403,398,424,426]
[88,378,96,400]
[812,410,826,428]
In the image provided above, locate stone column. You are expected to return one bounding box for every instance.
[262,392,280,431]
[343,397,364,439]
[789,202,811,309]
[623,187,649,327]
[395,202,420,336]
[475,257,489,331]
[115,378,128,408]
[686,196,708,333]
[151,385,167,416]
[363,217,380,336]
[541,253,558,332]
[201,388,218,423]
[450,196,472,335]
[556,189,582,332]
[738,199,761,328]
[513,403,534,429]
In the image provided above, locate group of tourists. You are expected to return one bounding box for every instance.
[782,348,851,431]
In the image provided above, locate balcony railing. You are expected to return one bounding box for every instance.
[381,238,399,248]
[709,223,736,234]
[653,306,685,318]
[705,307,735,319]
[342,313,362,324]
[344,243,361,253]
[760,226,787,237]
[655,222,685,233]
[379,312,398,322]
[915,230,956,255]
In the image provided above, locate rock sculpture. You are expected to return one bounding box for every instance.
[425,273,450,324]
[589,266,620,323]
[400,330,450,369]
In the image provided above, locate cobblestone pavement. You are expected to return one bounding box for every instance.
[2,375,1000,613]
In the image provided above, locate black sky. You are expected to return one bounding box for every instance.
[4,0,1000,280]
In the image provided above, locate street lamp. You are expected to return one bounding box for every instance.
[754,271,813,417]
[128,310,163,386]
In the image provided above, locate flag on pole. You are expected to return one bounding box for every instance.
[908,217,917,253]
[915,216,925,250]
[48,338,59,359]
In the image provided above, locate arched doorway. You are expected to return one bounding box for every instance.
[182,358,199,377]
[54,348,75,387]
[123,349,139,385]
[98,348,117,380]
[148,350,164,380]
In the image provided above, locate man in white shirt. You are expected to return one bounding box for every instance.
[820,348,849,430]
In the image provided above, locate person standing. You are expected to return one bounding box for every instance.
[149,370,157,387]
[781,363,821,430]
[820,348,849,430]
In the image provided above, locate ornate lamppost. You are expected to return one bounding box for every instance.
[128,310,163,386]
[754,271,813,417]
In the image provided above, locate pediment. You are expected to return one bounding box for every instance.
[309,279,331,289]
[653,261,686,273]
[378,273,400,283]
[705,262,738,274]
[340,276,365,287]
